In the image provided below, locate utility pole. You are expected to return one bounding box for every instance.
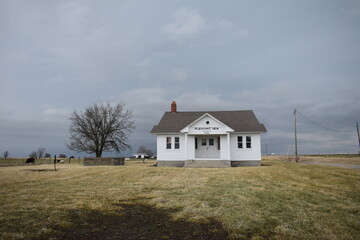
[357,122,360,154]
[294,108,298,162]
[266,143,268,156]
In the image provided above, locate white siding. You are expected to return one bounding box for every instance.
[187,115,230,135]
[187,135,195,160]
[156,133,262,162]
[230,133,261,161]
[220,135,229,160]
[157,135,186,161]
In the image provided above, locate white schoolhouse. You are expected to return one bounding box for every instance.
[151,102,267,167]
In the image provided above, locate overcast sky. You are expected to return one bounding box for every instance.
[1,0,359,157]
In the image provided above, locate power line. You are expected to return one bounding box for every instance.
[296,110,345,133]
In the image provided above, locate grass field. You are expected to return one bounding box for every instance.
[0,158,359,239]
[263,154,360,165]
[0,157,84,165]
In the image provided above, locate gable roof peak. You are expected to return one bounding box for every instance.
[150,109,267,134]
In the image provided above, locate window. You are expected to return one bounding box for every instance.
[217,137,221,150]
[166,137,172,149]
[175,137,180,149]
[201,138,207,146]
[237,136,243,148]
[195,137,198,149]
[209,138,214,146]
[246,136,251,148]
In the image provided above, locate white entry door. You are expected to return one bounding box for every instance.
[196,137,220,158]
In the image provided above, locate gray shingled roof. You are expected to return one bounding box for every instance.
[150,110,267,133]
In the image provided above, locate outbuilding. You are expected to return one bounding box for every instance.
[132,153,150,159]
[150,101,267,167]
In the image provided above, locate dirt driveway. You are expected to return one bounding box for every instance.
[302,162,360,170]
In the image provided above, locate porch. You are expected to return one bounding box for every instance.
[184,159,231,168]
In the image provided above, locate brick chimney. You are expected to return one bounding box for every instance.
[171,101,177,113]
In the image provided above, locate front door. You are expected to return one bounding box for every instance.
[196,136,220,158]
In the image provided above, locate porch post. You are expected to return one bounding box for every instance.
[227,133,231,160]
[184,133,188,160]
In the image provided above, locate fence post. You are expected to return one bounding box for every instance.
[54,155,57,171]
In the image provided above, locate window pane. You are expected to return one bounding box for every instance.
[166,137,171,149]
[209,138,214,146]
[195,137,198,149]
[175,137,180,149]
[237,136,243,149]
[217,137,220,150]
[246,136,251,148]
[202,138,206,146]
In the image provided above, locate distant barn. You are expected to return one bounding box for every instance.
[132,153,150,159]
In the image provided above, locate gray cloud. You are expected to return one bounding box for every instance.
[1,0,359,157]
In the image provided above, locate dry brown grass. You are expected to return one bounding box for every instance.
[263,155,360,165]
[0,160,359,239]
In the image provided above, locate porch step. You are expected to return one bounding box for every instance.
[184,160,231,168]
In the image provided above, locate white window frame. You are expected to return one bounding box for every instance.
[246,136,252,149]
[174,137,180,149]
[237,136,243,149]
[166,137,172,149]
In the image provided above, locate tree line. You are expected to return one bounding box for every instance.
[28,148,68,160]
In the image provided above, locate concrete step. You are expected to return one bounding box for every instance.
[184,160,231,168]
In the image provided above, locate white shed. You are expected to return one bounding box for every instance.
[150,101,267,167]
[132,153,150,159]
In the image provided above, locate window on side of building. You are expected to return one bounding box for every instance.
[202,138,207,146]
[166,137,172,149]
[195,137,198,149]
[246,136,251,148]
[209,138,214,146]
[217,137,220,150]
[174,137,180,149]
[237,136,243,149]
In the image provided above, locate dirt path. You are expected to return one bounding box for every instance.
[302,162,360,170]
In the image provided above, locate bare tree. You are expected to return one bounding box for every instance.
[3,151,9,160]
[37,148,46,160]
[137,145,154,162]
[29,151,37,159]
[137,145,147,154]
[145,149,154,157]
[67,102,135,157]
[138,145,153,157]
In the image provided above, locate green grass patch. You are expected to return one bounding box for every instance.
[0,160,359,239]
